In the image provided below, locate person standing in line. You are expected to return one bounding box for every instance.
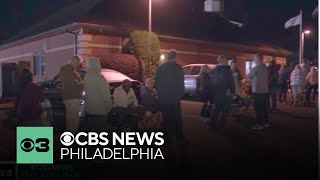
[278,65,290,103]
[288,62,297,104]
[268,60,279,112]
[155,49,185,143]
[290,64,304,106]
[306,66,318,104]
[199,65,211,101]
[199,65,211,123]
[246,54,270,130]
[230,60,246,100]
[60,55,83,134]
[300,63,308,104]
[83,57,112,132]
[208,56,235,129]
[17,68,47,126]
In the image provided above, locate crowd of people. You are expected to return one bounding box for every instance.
[11,50,318,136]
[12,49,185,143]
[199,54,318,130]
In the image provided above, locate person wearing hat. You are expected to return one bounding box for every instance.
[155,49,185,142]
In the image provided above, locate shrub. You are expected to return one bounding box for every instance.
[122,30,160,80]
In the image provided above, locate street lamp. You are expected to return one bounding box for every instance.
[147,0,152,77]
[301,30,311,64]
[304,30,310,34]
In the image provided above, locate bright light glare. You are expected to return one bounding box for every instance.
[304,30,311,34]
[160,55,165,60]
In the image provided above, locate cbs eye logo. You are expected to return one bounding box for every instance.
[60,132,74,146]
[20,138,50,152]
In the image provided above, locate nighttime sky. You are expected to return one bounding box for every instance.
[0,0,318,58]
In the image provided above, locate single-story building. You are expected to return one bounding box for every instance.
[0,0,292,97]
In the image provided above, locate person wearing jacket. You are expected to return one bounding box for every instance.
[300,63,308,103]
[306,66,318,104]
[83,57,112,132]
[208,55,235,129]
[60,55,83,134]
[290,64,304,106]
[278,65,289,103]
[155,49,185,142]
[199,65,211,101]
[230,60,245,98]
[17,68,47,126]
[113,79,144,129]
[246,54,270,130]
[141,78,159,114]
[268,60,279,111]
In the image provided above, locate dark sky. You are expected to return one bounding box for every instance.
[0,0,318,58]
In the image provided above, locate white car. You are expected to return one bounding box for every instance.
[183,64,216,96]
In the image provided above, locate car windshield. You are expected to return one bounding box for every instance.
[183,66,192,75]
[190,66,201,75]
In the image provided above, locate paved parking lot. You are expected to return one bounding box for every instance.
[0,99,318,179]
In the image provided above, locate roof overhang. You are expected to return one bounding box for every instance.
[0,23,81,51]
[0,22,292,57]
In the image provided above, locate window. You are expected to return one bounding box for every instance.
[190,66,201,75]
[33,55,46,76]
[183,66,192,75]
[245,60,256,75]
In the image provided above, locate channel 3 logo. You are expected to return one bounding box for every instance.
[16,127,53,164]
[20,138,50,152]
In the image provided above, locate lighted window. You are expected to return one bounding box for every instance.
[33,55,46,76]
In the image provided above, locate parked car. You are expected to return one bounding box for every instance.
[38,68,142,126]
[183,64,216,96]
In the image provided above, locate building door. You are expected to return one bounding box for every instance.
[1,63,17,97]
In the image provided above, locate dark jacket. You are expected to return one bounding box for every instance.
[199,72,210,100]
[18,83,45,121]
[155,60,185,104]
[141,87,159,112]
[268,65,279,88]
[278,69,289,85]
[60,64,83,100]
[209,65,235,102]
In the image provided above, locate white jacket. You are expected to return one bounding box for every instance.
[290,69,303,86]
[113,86,138,108]
[84,57,112,115]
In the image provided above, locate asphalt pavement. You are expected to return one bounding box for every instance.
[0,99,318,179]
[180,100,318,179]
